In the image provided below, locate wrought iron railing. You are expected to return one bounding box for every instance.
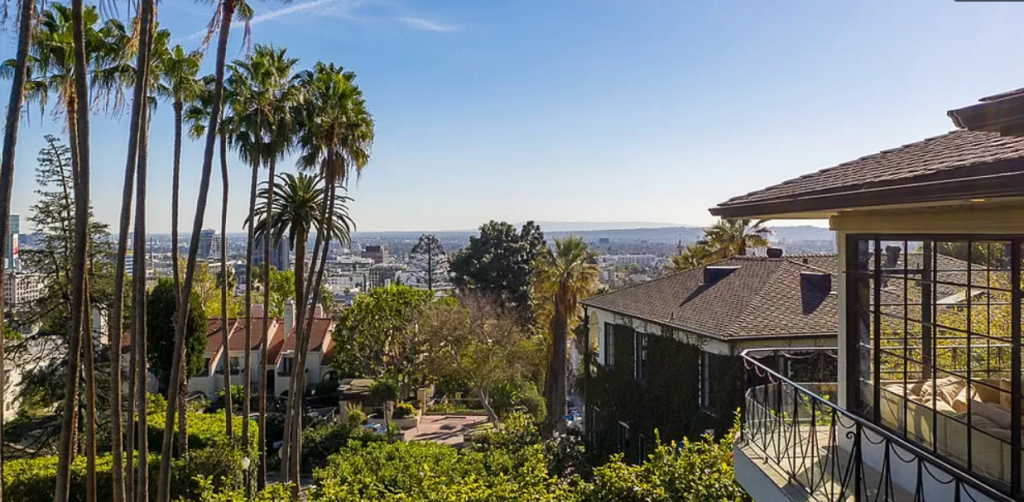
[741,348,1014,502]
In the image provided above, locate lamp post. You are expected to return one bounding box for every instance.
[241,456,251,500]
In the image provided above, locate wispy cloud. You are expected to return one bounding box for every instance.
[179,0,356,42]
[395,16,459,33]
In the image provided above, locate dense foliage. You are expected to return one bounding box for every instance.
[310,412,749,502]
[331,285,436,395]
[449,220,545,320]
[147,278,208,393]
[300,421,387,473]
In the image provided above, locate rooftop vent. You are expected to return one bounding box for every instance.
[766,247,784,258]
[801,271,832,293]
[703,266,739,286]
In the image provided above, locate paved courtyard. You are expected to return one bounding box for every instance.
[403,414,489,447]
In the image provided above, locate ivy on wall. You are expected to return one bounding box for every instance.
[584,322,743,463]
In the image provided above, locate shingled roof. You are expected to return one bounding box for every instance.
[711,129,1024,218]
[583,255,838,340]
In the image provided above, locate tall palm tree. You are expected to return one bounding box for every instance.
[0,2,37,496]
[154,41,204,456]
[703,218,771,258]
[288,62,372,487]
[249,172,354,492]
[157,0,250,498]
[668,242,716,271]
[225,44,299,488]
[534,236,599,434]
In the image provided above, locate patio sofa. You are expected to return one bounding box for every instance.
[879,376,1022,484]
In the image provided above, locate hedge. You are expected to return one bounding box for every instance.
[3,448,245,502]
[147,412,258,457]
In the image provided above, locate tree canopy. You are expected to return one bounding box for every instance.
[147,278,208,395]
[449,221,545,320]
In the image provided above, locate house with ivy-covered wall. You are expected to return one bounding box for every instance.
[581,253,838,462]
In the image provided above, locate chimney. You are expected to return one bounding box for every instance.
[883,245,901,269]
[702,266,739,286]
[251,303,264,317]
[766,247,784,259]
[285,300,295,333]
[801,271,832,293]
[314,303,325,318]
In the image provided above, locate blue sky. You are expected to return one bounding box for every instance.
[3,0,1024,233]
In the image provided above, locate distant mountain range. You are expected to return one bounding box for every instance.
[349,223,834,246]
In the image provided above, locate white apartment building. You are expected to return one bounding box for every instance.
[3,272,44,311]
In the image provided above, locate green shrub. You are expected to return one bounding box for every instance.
[148,412,258,457]
[488,379,546,422]
[301,421,386,473]
[391,403,416,419]
[216,385,246,412]
[345,407,367,428]
[368,378,398,405]
[312,440,573,502]
[3,448,246,502]
[190,476,297,502]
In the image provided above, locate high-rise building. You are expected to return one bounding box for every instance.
[198,229,220,259]
[361,244,388,264]
[253,235,290,272]
[6,214,19,271]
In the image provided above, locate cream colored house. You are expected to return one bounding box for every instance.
[720,90,1024,502]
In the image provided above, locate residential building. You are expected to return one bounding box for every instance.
[361,244,388,264]
[5,214,18,271]
[3,272,44,311]
[253,235,290,272]
[598,254,659,268]
[175,301,336,401]
[582,253,838,461]
[721,90,1024,502]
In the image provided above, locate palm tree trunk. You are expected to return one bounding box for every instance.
[0,1,36,496]
[83,284,97,502]
[257,157,276,490]
[285,230,308,489]
[290,176,339,487]
[242,163,258,480]
[156,1,236,500]
[219,129,232,437]
[55,90,88,502]
[546,295,569,434]
[114,1,154,496]
[134,91,153,502]
[172,100,183,303]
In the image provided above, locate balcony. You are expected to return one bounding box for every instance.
[736,348,1012,502]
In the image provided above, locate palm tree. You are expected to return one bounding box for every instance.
[224,44,299,488]
[287,62,372,487]
[157,0,250,498]
[534,236,599,434]
[249,172,354,492]
[668,242,716,271]
[0,1,37,495]
[703,218,771,258]
[154,41,204,456]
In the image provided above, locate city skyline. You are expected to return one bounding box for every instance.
[3,1,1024,234]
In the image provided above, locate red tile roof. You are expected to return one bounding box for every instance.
[272,317,335,364]
[714,130,1024,210]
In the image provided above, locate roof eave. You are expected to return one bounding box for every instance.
[948,95,1024,136]
[711,169,1024,220]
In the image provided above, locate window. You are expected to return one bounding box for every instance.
[617,421,630,454]
[604,323,615,368]
[279,357,293,376]
[849,235,1024,490]
[198,358,211,377]
[637,433,647,463]
[229,357,241,375]
[700,351,718,411]
[634,332,648,382]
